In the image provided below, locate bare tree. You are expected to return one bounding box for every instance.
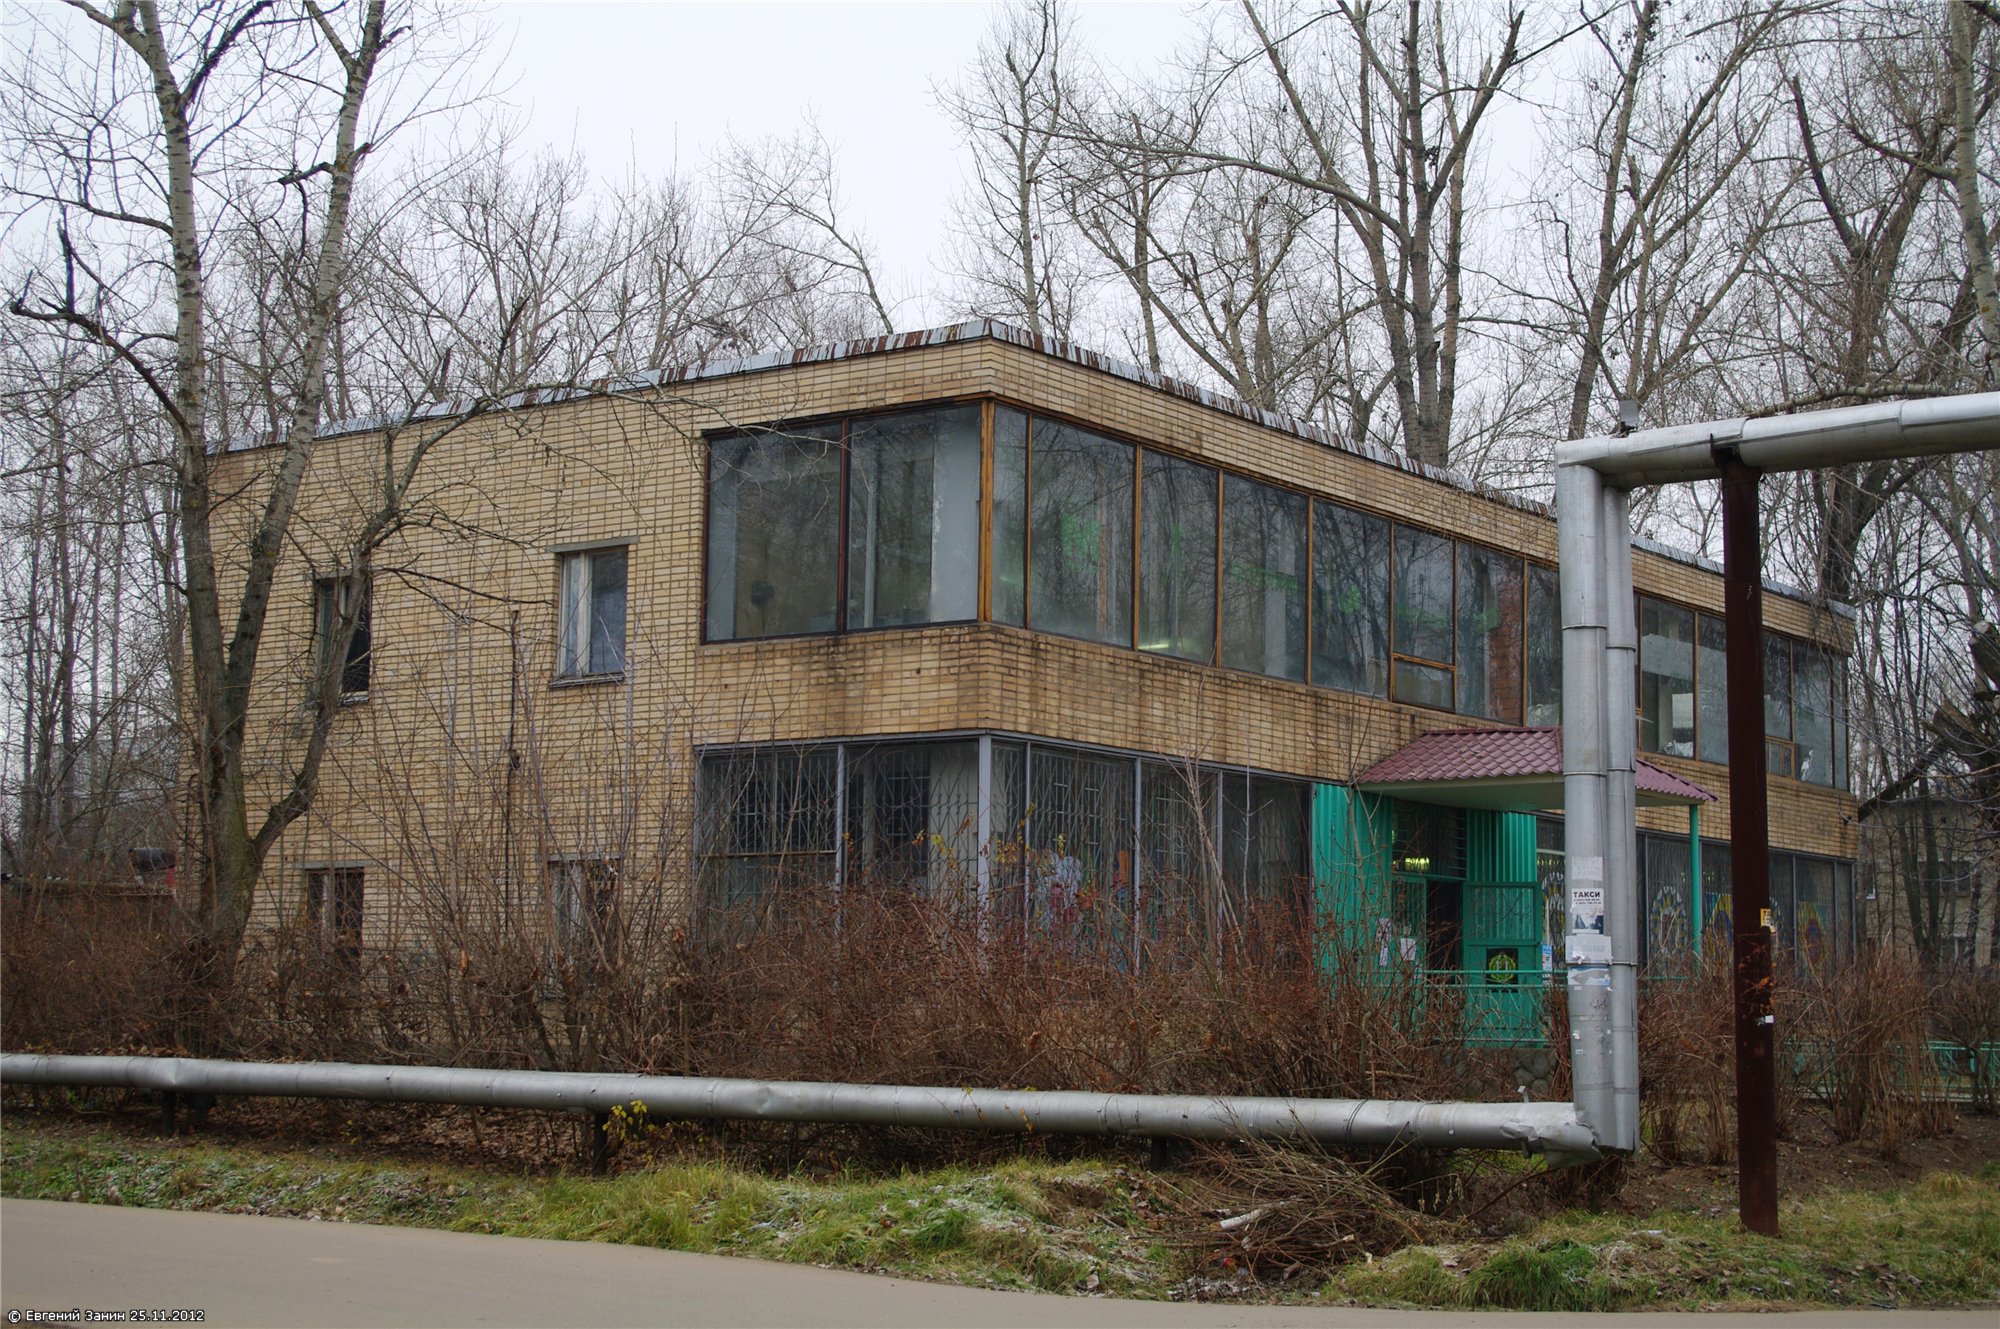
[1539,0,1807,443]
[942,0,1087,339]
[3,0,485,1010]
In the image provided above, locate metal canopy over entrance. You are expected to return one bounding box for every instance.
[1355,726,1716,813]
[1339,728,1717,1048]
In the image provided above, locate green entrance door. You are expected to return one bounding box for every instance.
[1462,880,1545,1043]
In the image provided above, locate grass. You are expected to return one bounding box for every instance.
[0,1117,1166,1296]
[1326,1164,2000,1310]
[4,1115,1997,1310]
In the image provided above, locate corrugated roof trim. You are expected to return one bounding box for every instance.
[1355,726,1716,804]
[232,318,1850,619]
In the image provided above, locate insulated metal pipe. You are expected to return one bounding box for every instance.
[1556,461,1616,1149]
[0,1054,1603,1166]
[1603,486,1641,1155]
[1556,389,2000,1217]
[1555,392,2000,487]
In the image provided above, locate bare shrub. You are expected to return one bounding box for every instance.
[1790,947,1950,1156]
[1161,1139,1441,1280]
[1637,950,1736,1164]
[1930,964,2000,1115]
[0,885,185,1053]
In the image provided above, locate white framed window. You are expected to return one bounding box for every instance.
[558,547,627,679]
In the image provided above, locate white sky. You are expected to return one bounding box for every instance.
[494,1,1196,326]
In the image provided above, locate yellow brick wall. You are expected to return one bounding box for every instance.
[213,332,1860,938]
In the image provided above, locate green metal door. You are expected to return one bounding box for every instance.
[1461,811,1545,1045]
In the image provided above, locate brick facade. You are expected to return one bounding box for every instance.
[214,325,1860,937]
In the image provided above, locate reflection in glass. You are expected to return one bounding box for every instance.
[1139,452,1217,663]
[1028,420,1133,645]
[1456,545,1522,722]
[706,425,841,639]
[1220,475,1307,680]
[990,408,1029,625]
[1313,502,1389,696]
[1393,526,1454,709]
[1525,564,1561,726]
[846,408,981,628]
[1793,646,1835,786]
[1639,597,1696,757]
[1697,614,1728,764]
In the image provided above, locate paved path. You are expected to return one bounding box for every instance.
[1,1199,1990,1329]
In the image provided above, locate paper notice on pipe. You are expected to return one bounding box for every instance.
[1567,931,1613,966]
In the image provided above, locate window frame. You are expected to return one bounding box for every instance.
[312,574,371,702]
[302,864,364,963]
[554,542,632,683]
[547,855,621,966]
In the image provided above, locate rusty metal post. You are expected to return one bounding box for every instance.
[589,1111,612,1176]
[1720,456,1778,1237]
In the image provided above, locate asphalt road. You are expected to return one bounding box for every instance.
[2,1199,1992,1329]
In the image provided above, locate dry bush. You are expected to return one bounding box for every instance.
[678,885,1498,1107]
[1637,950,1737,1164]
[1930,964,2000,1115]
[0,886,186,1053]
[1790,947,1951,1156]
[1161,1139,1442,1280]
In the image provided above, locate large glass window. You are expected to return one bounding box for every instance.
[1793,645,1836,787]
[1219,773,1308,933]
[1028,420,1133,646]
[1220,476,1307,680]
[991,408,1029,625]
[706,424,841,639]
[1393,526,1454,709]
[1312,502,1389,696]
[1641,832,1693,969]
[1639,597,1696,758]
[1456,545,1522,723]
[1697,613,1729,764]
[1525,564,1561,726]
[1023,745,1134,935]
[844,740,980,898]
[1701,839,1733,944]
[1138,761,1217,947]
[1795,856,1835,972]
[1764,634,1794,778]
[846,407,981,629]
[1138,452,1217,663]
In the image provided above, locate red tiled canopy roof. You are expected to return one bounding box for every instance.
[1354,726,1715,811]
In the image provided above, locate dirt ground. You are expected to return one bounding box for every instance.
[1612,1109,2000,1217]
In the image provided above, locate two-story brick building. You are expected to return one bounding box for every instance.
[222,321,1860,1019]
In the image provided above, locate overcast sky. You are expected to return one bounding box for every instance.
[494,1,1195,327]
